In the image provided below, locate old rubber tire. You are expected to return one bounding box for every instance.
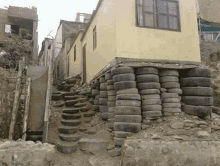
[114,81,136,91]
[180,77,212,87]
[161,82,180,89]
[92,89,99,96]
[108,113,115,119]
[136,67,158,75]
[182,87,213,96]
[115,115,142,123]
[142,99,161,105]
[161,93,179,98]
[160,76,179,83]
[111,67,134,76]
[163,98,180,103]
[116,100,141,107]
[136,75,159,83]
[159,70,179,77]
[100,91,108,98]
[95,95,100,100]
[108,101,116,107]
[140,89,160,95]
[187,68,211,78]
[162,108,181,113]
[99,98,108,105]
[108,107,116,113]
[114,137,125,146]
[142,111,162,117]
[100,83,107,91]
[115,106,141,115]
[107,85,115,90]
[93,100,99,105]
[101,112,108,120]
[142,105,162,111]
[115,131,133,138]
[107,79,114,85]
[162,103,181,108]
[116,88,139,95]
[138,83,160,90]
[182,96,213,106]
[99,77,105,83]
[182,105,211,117]
[100,106,108,113]
[116,94,141,100]
[108,96,116,101]
[108,90,116,96]
[114,122,141,133]
[141,94,160,100]
[113,73,135,83]
[105,73,112,80]
[167,88,182,95]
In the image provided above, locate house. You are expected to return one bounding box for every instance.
[38,38,54,67]
[65,0,200,84]
[0,6,38,64]
[197,0,220,42]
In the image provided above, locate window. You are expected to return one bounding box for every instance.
[4,24,20,34]
[93,26,97,50]
[136,0,180,31]
[74,45,76,61]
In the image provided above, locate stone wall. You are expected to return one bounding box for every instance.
[0,140,55,166]
[121,139,220,166]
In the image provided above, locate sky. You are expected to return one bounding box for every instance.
[0,0,99,52]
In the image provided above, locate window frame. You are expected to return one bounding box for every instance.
[136,0,181,32]
[93,26,97,50]
[4,24,20,34]
[74,45,76,62]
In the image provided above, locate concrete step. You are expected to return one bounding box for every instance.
[62,108,80,114]
[56,139,77,154]
[58,125,78,134]
[62,113,81,120]
[61,119,82,126]
[78,138,110,153]
[59,133,80,142]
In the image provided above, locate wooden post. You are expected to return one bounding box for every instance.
[22,78,31,140]
[8,60,24,140]
[42,47,53,143]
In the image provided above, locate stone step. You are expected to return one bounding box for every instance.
[51,94,62,100]
[58,125,78,134]
[62,113,81,120]
[56,139,77,154]
[78,138,110,153]
[61,119,82,126]
[62,108,80,114]
[59,133,80,142]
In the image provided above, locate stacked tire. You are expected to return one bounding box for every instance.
[112,66,142,147]
[136,67,162,122]
[91,79,100,112]
[99,76,108,120]
[105,71,116,129]
[180,68,213,117]
[160,69,182,115]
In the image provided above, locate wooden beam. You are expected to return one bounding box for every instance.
[8,60,24,140]
[42,46,53,143]
[22,78,31,141]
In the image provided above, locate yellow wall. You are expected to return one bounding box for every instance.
[81,0,117,83]
[114,0,201,62]
[68,32,82,78]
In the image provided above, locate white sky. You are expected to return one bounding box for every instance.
[0,0,99,52]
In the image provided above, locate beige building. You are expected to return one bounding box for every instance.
[67,0,201,84]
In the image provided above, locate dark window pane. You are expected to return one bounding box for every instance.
[169,16,178,29]
[168,2,177,15]
[158,15,168,28]
[144,13,154,27]
[137,6,144,26]
[157,1,168,14]
[137,0,143,5]
[144,0,153,12]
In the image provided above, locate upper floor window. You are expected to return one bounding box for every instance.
[93,26,97,50]
[136,0,180,31]
[4,24,20,34]
[74,45,76,61]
